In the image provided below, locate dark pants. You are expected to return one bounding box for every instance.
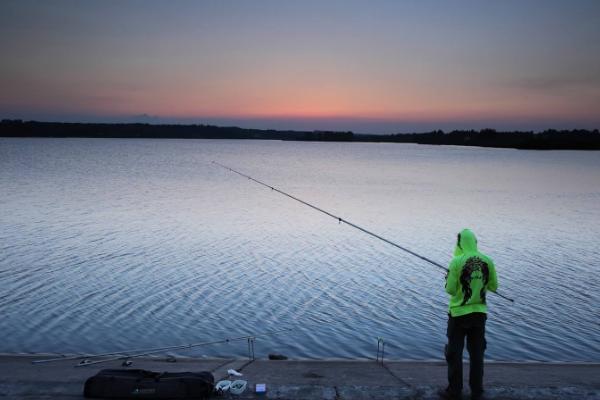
[445,312,487,397]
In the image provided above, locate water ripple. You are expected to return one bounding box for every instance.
[1,138,599,361]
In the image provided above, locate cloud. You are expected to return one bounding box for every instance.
[511,74,600,92]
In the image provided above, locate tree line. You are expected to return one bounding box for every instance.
[1,120,599,150]
[355,128,600,150]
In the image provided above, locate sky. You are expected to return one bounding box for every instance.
[1,0,599,133]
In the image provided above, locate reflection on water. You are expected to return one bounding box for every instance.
[1,138,599,361]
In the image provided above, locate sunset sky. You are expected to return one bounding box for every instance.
[1,0,599,133]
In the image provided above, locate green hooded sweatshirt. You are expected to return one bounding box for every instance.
[445,229,498,317]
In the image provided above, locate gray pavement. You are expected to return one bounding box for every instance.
[0,355,598,399]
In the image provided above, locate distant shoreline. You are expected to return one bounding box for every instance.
[2,120,599,150]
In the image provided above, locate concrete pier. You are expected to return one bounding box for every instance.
[0,355,598,399]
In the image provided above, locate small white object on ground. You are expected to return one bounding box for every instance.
[227,369,243,376]
[215,380,232,393]
[229,380,247,395]
[255,383,266,393]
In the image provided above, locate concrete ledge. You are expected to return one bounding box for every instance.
[0,355,598,399]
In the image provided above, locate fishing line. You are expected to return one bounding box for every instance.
[212,161,514,303]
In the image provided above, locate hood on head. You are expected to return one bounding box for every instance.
[453,228,478,256]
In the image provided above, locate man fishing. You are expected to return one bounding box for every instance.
[441,229,498,400]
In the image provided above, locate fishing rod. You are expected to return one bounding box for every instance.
[31,328,293,367]
[32,345,164,364]
[72,327,295,367]
[213,161,515,303]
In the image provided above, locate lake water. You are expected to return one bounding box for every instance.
[1,138,599,362]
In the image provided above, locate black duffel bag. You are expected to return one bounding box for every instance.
[83,369,214,399]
